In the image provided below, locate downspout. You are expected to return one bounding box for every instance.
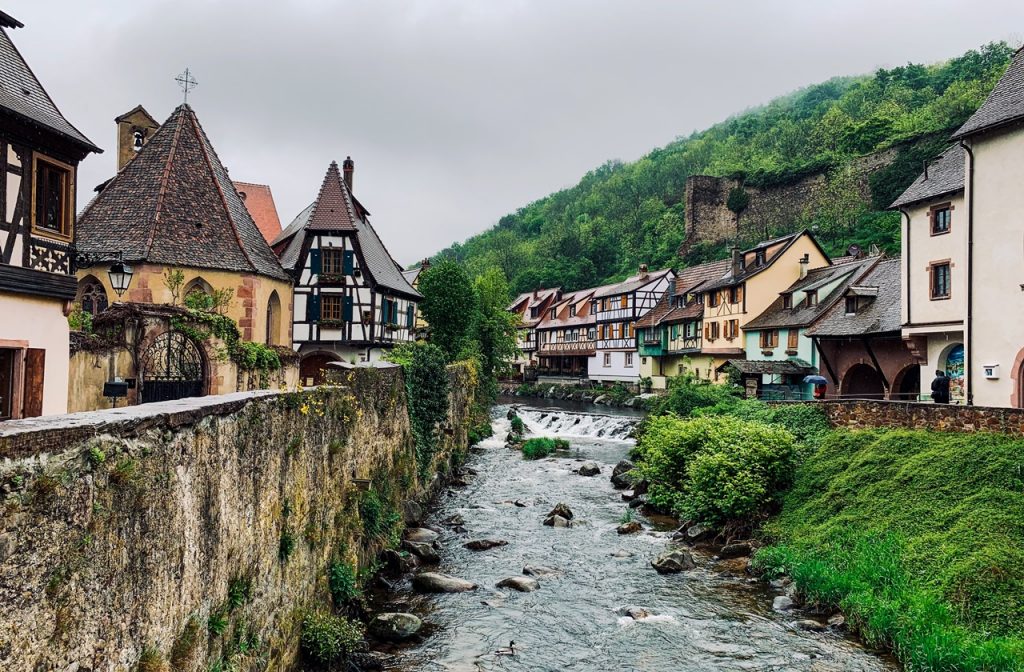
[899,208,911,327]
[959,139,975,406]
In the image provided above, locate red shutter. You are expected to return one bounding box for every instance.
[22,348,45,418]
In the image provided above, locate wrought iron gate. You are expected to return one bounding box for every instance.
[140,331,205,403]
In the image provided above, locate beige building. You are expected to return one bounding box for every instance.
[949,46,1024,407]
[893,145,967,401]
[0,12,100,420]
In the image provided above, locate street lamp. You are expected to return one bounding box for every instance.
[107,258,133,297]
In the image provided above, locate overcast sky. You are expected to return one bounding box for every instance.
[7,1,1022,265]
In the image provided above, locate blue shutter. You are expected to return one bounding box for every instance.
[309,250,322,275]
[306,294,321,323]
[343,296,353,321]
[343,250,354,275]
[407,304,414,328]
[381,299,390,324]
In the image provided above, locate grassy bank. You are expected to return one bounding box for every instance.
[633,379,1024,670]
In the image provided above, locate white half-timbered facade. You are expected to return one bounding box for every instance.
[0,11,100,420]
[273,159,420,383]
[587,266,675,383]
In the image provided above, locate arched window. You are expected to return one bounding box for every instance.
[266,290,282,345]
[77,276,108,316]
[183,277,216,310]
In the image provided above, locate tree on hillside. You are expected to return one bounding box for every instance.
[472,268,520,399]
[418,258,477,361]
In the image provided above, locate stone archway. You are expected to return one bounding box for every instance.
[140,331,207,403]
[1011,347,1024,409]
[892,364,921,402]
[840,363,886,400]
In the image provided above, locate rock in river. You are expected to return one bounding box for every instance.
[497,576,539,592]
[547,503,574,520]
[718,542,752,559]
[405,528,440,543]
[617,521,643,535]
[610,459,635,488]
[651,548,696,574]
[402,540,440,565]
[773,595,795,611]
[578,461,601,476]
[413,572,477,593]
[544,514,572,528]
[368,613,423,641]
[523,565,561,577]
[464,539,508,551]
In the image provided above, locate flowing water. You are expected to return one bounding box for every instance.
[371,400,896,671]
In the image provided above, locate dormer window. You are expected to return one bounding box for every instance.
[570,304,577,317]
[550,308,556,320]
[756,250,766,267]
[782,293,792,309]
[806,290,818,307]
[845,296,858,315]
[530,307,539,319]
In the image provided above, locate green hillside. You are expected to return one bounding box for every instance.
[435,43,1013,294]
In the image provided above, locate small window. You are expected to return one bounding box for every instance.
[530,307,539,319]
[931,206,951,235]
[708,292,719,308]
[782,293,792,309]
[78,278,108,316]
[603,353,611,367]
[787,329,799,350]
[845,296,858,315]
[625,352,634,367]
[550,308,556,320]
[759,330,778,349]
[931,262,951,299]
[755,250,766,267]
[321,295,343,322]
[569,304,577,317]
[806,290,818,307]
[587,328,596,340]
[726,320,739,340]
[322,248,344,274]
[729,287,740,304]
[33,156,72,237]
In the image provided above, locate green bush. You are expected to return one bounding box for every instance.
[644,374,741,418]
[300,611,364,665]
[359,488,402,547]
[510,415,525,436]
[697,399,831,451]
[328,561,360,607]
[633,415,795,524]
[521,437,560,460]
[756,428,1024,670]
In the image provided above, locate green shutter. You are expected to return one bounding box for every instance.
[407,304,415,328]
[381,299,390,324]
[306,294,321,322]
[343,250,354,275]
[310,250,322,275]
[342,296,353,321]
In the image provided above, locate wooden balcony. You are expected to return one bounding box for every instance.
[539,340,596,356]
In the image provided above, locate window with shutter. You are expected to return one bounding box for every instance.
[787,329,799,350]
[309,250,322,275]
[407,305,415,328]
[343,250,355,275]
[22,348,44,418]
[306,294,321,322]
[343,296,353,321]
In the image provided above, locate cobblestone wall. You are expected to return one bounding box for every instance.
[812,399,1024,436]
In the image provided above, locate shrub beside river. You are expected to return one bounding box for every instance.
[632,377,1024,671]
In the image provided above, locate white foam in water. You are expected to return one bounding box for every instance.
[516,408,638,440]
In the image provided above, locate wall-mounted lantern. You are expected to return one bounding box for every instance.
[74,250,135,298]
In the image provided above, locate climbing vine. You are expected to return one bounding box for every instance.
[388,342,450,477]
[171,309,282,373]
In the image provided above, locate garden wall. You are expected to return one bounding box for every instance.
[808,399,1024,436]
[0,364,476,671]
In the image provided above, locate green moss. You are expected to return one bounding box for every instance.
[134,646,166,672]
[757,428,1024,670]
[169,617,199,671]
[207,610,229,637]
[359,487,402,547]
[278,527,296,562]
[227,575,252,611]
[328,560,360,607]
[300,611,364,665]
[521,437,565,460]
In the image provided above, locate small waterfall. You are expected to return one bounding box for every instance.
[515,407,638,440]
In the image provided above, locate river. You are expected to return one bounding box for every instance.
[369,399,896,671]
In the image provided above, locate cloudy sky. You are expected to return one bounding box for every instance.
[8,0,1022,265]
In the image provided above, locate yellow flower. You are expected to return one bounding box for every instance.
[300,403,310,416]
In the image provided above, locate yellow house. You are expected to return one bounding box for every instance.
[72,104,294,408]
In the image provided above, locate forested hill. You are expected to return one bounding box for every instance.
[433,43,1014,294]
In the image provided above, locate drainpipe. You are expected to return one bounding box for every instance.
[959,139,975,406]
[899,209,911,327]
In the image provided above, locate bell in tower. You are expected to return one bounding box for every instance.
[114,105,160,170]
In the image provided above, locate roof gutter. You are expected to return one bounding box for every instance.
[898,208,911,327]
[959,138,975,406]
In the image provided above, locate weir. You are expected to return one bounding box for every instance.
[514,406,639,440]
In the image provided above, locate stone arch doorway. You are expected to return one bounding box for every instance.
[266,290,282,346]
[892,364,921,402]
[300,352,341,386]
[140,331,206,403]
[1012,347,1024,409]
[841,363,886,399]
[938,343,965,402]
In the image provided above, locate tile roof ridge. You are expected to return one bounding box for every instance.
[233,180,272,189]
[187,106,259,274]
[146,107,187,260]
[307,161,358,232]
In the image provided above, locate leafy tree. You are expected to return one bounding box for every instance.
[418,258,477,361]
[472,268,520,399]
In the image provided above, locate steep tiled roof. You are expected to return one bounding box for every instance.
[538,290,596,329]
[745,257,878,330]
[719,359,816,376]
[592,268,674,299]
[701,231,826,292]
[952,47,1024,139]
[635,259,730,329]
[807,258,902,337]
[890,145,964,208]
[77,104,288,280]
[78,104,288,280]
[275,162,420,299]
[0,20,99,153]
[234,181,283,244]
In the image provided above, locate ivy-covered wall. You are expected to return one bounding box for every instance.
[0,363,476,671]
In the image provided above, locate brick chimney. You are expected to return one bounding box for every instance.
[638,263,649,280]
[343,156,354,191]
[731,246,743,277]
[799,253,810,279]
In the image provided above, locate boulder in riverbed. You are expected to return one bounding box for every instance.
[405,528,439,543]
[402,540,440,565]
[718,542,752,559]
[610,460,635,488]
[368,613,423,641]
[464,539,508,551]
[402,500,424,525]
[617,606,653,620]
[523,565,561,577]
[578,461,601,477]
[413,572,477,593]
[772,595,795,611]
[547,503,574,520]
[651,548,696,574]
[497,576,539,592]
[544,514,572,528]
[617,521,643,535]
[381,548,418,573]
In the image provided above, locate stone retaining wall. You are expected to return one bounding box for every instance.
[807,399,1024,436]
[0,364,477,671]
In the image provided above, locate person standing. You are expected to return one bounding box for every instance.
[931,369,951,404]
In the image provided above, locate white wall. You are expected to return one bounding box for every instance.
[0,293,69,417]
[587,350,639,383]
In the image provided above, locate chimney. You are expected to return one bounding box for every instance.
[799,253,810,279]
[731,246,743,277]
[421,258,431,270]
[638,263,649,280]
[923,159,929,181]
[343,156,354,191]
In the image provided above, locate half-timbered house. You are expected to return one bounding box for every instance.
[273,159,421,383]
[0,11,100,419]
[588,265,675,384]
[535,289,596,382]
[507,286,561,378]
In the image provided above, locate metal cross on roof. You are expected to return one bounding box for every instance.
[175,68,197,103]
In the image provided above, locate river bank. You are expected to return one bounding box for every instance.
[366,401,896,670]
